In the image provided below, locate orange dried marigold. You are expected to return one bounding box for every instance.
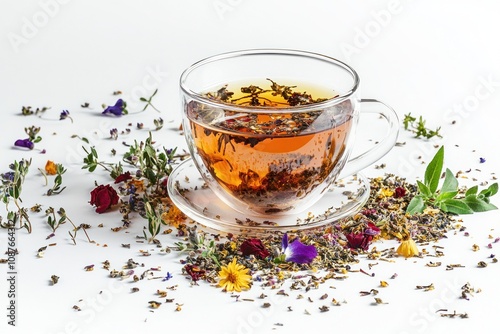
[45,160,57,175]
[161,205,186,228]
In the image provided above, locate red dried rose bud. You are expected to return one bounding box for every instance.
[240,238,270,259]
[90,184,119,213]
[393,187,406,198]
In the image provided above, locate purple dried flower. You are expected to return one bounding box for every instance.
[60,110,72,122]
[281,233,317,264]
[14,138,34,150]
[479,157,486,163]
[102,99,127,116]
[1,172,14,181]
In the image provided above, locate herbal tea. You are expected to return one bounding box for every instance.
[185,79,354,213]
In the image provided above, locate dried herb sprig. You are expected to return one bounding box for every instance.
[208,79,330,107]
[403,113,442,139]
[82,146,117,173]
[0,159,33,233]
[174,226,220,266]
[143,202,163,243]
[122,132,177,195]
[58,208,94,244]
[46,164,67,196]
[140,89,161,113]
[21,106,50,116]
[25,125,43,143]
[407,146,498,214]
[45,207,65,232]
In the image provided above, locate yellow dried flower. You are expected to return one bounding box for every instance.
[218,258,252,292]
[378,187,394,198]
[45,160,57,175]
[396,237,419,258]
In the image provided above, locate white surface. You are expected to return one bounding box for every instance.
[1,1,500,333]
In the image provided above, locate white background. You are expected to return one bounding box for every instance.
[1,0,500,333]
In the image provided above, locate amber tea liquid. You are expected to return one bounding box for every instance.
[186,81,354,213]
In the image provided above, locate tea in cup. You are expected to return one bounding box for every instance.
[176,49,398,217]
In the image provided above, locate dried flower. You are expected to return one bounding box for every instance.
[162,272,173,281]
[184,264,205,282]
[218,258,252,292]
[14,138,34,150]
[45,160,57,175]
[114,171,132,184]
[240,238,270,259]
[281,233,317,264]
[393,186,406,198]
[89,184,119,213]
[102,99,127,116]
[396,237,419,258]
[345,222,380,251]
[59,110,73,122]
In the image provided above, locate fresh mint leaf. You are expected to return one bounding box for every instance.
[436,191,458,201]
[407,195,425,215]
[417,180,432,198]
[440,168,458,194]
[424,146,444,194]
[464,196,498,212]
[480,183,498,197]
[440,198,474,215]
[465,185,478,197]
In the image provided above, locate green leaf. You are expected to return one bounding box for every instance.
[463,196,498,212]
[424,146,444,193]
[407,195,425,214]
[465,185,478,197]
[436,191,458,201]
[417,181,432,198]
[480,183,498,197]
[440,168,458,194]
[441,198,474,215]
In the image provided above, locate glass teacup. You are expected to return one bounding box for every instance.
[177,49,398,217]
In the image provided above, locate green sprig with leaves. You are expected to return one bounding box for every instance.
[407,146,498,215]
[25,125,43,144]
[143,201,163,243]
[45,207,65,232]
[82,146,118,174]
[46,164,67,196]
[174,226,220,266]
[140,89,161,113]
[0,159,33,233]
[123,132,177,195]
[403,113,442,139]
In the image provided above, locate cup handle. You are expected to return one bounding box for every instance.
[337,98,399,180]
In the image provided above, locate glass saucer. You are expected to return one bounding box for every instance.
[167,158,370,235]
